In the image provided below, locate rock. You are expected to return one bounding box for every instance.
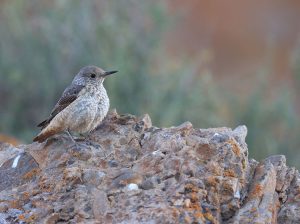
[277,170,300,223]
[43,213,60,224]
[0,143,23,167]
[92,189,109,219]
[140,176,160,190]
[111,170,143,188]
[228,160,278,223]
[126,183,139,191]
[0,152,39,191]
[82,169,105,186]
[0,111,299,223]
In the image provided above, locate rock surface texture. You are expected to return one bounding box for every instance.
[0,110,299,223]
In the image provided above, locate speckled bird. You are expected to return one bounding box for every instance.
[33,65,118,143]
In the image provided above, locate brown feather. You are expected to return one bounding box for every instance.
[33,129,58,143]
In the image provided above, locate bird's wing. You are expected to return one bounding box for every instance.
[37,84,85,129]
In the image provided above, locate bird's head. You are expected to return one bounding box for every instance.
[72,65,118,86]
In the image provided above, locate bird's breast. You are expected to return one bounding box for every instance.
[89,86,110,130]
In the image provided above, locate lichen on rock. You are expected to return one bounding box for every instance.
[0,110,299,223]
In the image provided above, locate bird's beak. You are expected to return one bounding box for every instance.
[103,70,118,77]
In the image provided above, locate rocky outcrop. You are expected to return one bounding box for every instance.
[0,110,299,223]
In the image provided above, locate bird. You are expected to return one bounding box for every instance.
[33,65,118,143]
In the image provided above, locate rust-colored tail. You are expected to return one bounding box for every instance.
[33,129,57,143]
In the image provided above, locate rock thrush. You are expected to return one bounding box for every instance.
[33,65,118,143]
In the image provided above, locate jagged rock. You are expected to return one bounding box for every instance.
[0,111,299,223]
[0,143,23,167]
[0,152,39,191]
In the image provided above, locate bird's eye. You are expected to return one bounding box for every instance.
[90,73,96,78]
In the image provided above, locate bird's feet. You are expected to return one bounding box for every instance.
[78,133,90,141]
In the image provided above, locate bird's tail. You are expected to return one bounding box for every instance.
[33,129,57,143]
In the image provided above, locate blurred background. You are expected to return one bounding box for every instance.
[0,0,299,167]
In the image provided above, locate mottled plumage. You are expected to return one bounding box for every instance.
[33,65,117,143]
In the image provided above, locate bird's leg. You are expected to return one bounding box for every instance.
[79,133,89,139]
[66,129,77,144]
[80,130,93,141]
[66,129,86,151]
